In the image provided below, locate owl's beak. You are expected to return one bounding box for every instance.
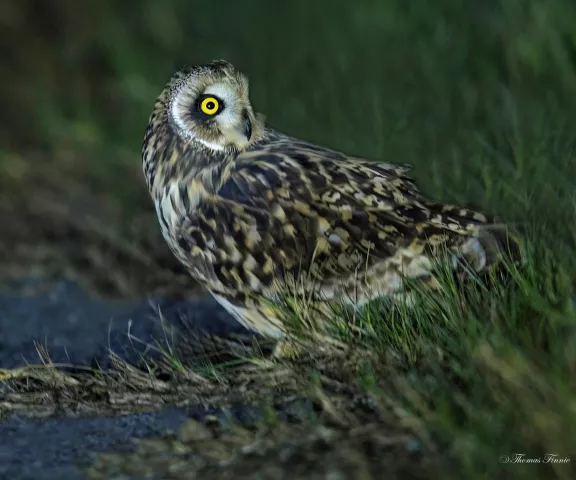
[241,110,253,141]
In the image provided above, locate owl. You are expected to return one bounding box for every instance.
[141,60,518,356]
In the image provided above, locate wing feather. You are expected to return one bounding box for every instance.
[176,136,497,299]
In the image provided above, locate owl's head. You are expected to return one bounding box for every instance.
[160,60,264,153]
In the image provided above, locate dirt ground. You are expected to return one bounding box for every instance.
[0,280,441,480]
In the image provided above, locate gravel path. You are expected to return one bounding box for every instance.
[0,407,191,480]
[0,280,246,369]
[0,280,249,479]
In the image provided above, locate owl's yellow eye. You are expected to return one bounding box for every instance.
[200,96,220,115]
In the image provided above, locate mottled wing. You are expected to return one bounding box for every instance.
[176,135,496,300]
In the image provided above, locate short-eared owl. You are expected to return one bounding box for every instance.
[142,60,517,352]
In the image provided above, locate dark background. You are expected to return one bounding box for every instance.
[2,0,575,302]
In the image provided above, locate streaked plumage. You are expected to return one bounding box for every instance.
[142,60,518,350]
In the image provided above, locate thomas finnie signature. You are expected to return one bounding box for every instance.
[500,453,571,464]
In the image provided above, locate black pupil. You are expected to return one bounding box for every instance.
[206,101,215,110]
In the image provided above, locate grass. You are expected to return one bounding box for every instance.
[1,0,576,478]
